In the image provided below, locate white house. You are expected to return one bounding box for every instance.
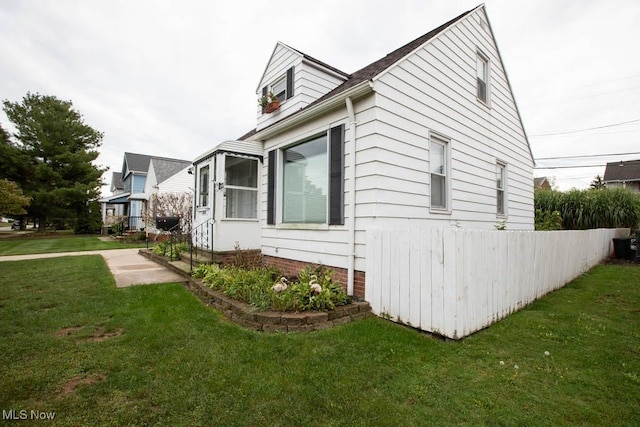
[192,4,534,298]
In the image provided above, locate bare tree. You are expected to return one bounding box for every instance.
[147,192,193,232]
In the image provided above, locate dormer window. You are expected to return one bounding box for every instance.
[261,66,295,113]
[272,76,287,103]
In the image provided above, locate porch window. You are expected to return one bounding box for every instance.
[283,134,328,223]
[199,165,209,207]
[225,156,258,219]
[496,162,506,216]
[476,50,489,104]
[430,135,449,210]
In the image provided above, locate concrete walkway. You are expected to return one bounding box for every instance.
[0,248,185,287]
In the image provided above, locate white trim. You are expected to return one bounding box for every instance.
[496,161,507,218]
[429,132,452,214]
[476,48,490,106]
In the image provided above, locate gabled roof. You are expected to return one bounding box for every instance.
[534,177,549,188]
[122,152,152,177]
[121,152,190,181]
[240,6,476,140]
[255,42,350,93]
[111,172,124,190]
[151,158,191,184]
[603,159,640,182]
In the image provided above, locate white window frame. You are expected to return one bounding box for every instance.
[198,165,209,208]
[429,133,451,213]
[223,155,259,220]
[496,161,507,217]
[271,76,287,103]
[280,133,329,225]
[476,49,490,106]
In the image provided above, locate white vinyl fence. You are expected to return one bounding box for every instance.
[365,228,628,339]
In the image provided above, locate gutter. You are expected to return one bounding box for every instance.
[345,97,357,296]
[252,80,373,141]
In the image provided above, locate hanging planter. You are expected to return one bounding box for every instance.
[258,92,280,114]
[265,99,280,113]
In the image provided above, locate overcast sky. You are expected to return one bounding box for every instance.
[1,0,639,194]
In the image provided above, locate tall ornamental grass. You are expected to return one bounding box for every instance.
[535,187,640,230]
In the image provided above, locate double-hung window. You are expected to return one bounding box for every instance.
[476,50,489,104]
[496,162,506,216]
[199,165,209,207]
[224,156,258,219]
[267,125,344,226]
[430,135,449,211]
[271,77,287,103]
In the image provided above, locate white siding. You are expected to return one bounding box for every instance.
[158,166,191,194]
[371,7,533,230]
[257,43,346,131]
[253,7,534,284]
[143,163,158,195]
[259,106,352,269]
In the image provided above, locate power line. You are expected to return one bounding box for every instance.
[534,164,606,170]
[529,118,640,137]
[536,151,640,161]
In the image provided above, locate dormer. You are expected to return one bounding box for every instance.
[256,42,349,131]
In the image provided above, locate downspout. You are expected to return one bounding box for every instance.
[345,97,357,296]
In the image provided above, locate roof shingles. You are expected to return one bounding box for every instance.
[603,160,640,182]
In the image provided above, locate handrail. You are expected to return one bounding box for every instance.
[188,218,215,272]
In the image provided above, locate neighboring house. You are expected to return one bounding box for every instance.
[191,4,534,298]
[101,172,126,220]
[99,152,191,233]
[603,159,640,192]
[534,176,551,190]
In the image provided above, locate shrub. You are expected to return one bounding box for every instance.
[534,209,563,231]
[193,264,350,312]
[152,240,188,261]
[534,188,640,230]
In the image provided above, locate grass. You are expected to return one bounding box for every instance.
[0,257,638,425]
[0,235,147,256]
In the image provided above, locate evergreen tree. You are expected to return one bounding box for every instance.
[590,174,606,190]
[2,93,106,231]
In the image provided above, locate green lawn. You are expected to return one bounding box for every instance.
[0,257,638,425]
[0,236,147,256]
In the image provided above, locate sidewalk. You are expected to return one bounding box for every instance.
[0,248,185,287]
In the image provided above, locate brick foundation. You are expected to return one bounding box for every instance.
[263,255,366,299]
[212,249,262,268]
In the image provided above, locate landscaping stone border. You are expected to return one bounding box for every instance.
[138,249,372,332]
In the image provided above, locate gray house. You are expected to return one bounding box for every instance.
[603,159,640,192]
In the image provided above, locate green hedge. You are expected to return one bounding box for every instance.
[534,187,640,230]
